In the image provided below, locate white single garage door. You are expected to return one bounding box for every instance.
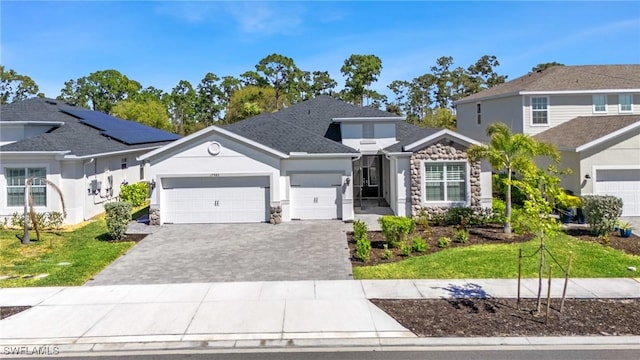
[595,169,640,216]
[162,176,269,224]
[290,173,342,220]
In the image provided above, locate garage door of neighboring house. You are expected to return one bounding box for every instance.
[162,176,269,224]
[290,173,342,220]
[595,169,640,216]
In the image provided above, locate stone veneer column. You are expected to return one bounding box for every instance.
[149,207,161,225]
[410,141,482,217]
[270,206,282,224]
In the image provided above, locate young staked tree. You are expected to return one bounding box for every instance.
[467,123,559,234]
[22,177,66,245]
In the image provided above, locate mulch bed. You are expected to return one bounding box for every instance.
[348,225,640,266]
[372,298,640,337]
[0,306,31,320]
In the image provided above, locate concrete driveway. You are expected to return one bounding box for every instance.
[87,221,353,285]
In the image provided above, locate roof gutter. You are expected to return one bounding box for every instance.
[0,151,70,157]
[288,152,360,158]
[520,89,640,96]
[62,146,163,160]
[0,121,65,126]
[332,116,405,123]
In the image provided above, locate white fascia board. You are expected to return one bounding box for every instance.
[331,117,405,122]
[520,89,640,95]
[403,129,481,152]
[0,151,70,157]
[288,152,360,158]
[575,121,640,152]
[0,121,65,126]
[384,151,412,157]
[454,92,520,105]
[63,146,163,161]
[138,125,288,161]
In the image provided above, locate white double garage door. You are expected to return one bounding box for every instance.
[594,169,640,216]
[161,174,342,224]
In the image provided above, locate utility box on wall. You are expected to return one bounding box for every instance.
[89,179,102,195]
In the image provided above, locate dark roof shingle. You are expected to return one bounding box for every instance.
[533,115,640,150]
[456,65,640,104]
[1,98,178,156]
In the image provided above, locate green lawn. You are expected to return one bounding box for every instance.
[353,232,640,279]
[0,218,135,287]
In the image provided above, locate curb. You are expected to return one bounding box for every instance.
[3,336,640,357]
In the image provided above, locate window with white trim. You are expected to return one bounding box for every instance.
[121,157,128,170]
[619,94,632,113]
[362,123,374,139]
[5,168,47,206]
[423,162,466,202]
[531,97,548,125]
[593,95,607,113]
[476,103,482,125]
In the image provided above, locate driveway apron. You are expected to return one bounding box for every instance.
[87,221,353,285]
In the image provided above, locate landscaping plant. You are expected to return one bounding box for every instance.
[382,244,392,260]
[378,216,415,248]
[581,195,623,236]
[104,202,133,241]
[453,227,469,243]
[119,182,150,207]
[437,237,451,248]
[353,220,371,261]
[411,236,428,253]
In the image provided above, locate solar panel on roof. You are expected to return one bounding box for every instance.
[62,109,180,145]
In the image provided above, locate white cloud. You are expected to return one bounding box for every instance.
[224,2,304,36]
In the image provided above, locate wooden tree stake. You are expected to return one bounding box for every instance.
[560,252,573,313]
[517,248,522,310]
[546,265,553,324]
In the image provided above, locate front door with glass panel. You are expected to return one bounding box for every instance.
[359,155,381,198]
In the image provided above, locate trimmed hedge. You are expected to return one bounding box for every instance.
[582,195,623,236]
[105,202,133,240]
[120,182,150,207]
[378,216,415,248]
[353,220,371,261]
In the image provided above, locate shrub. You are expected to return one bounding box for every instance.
[445,207,475,227]
[400,242,412,256]
[9,211,64,230]
[437,236,451,248]
[489,198,507,224]
[104,202,133,240]
[411,236,428,253]
[119,182,150,207]
[382,244,392,260]
[511,206,535,235]
[582,195,623,236]
[453,227,469,243]
[414,208,431,235]
[353,220,371,262]
[378,216,415,248]
[430,212,447,226]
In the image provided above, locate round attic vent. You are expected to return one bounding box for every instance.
[208,142,222,155]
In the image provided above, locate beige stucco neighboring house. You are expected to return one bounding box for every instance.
[454,65,640,216]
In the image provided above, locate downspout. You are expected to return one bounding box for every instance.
[82,158,95,221]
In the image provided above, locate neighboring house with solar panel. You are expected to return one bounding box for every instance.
[454,65,640,216]
[139,96,493,225]
[0,98,180,224]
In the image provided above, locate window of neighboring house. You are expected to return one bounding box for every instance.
[476,103,482,125]
[619,94,633,113]
[531,97,548,125]
[593,95,607,113]
[362,123,375,139]
[121,157,128,170]
[423,162,467,202]
[5,167,47,207]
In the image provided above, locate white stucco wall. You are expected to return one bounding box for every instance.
[0,124,56,146]
[341,123,398,154]
[389,155,411,216]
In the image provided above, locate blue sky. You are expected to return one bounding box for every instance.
[2,1,639,100]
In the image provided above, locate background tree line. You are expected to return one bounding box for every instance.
[1,57,563,135]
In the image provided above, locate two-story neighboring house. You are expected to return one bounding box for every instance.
[139,96,493,225]
[0,98,180,224]
[455,65,640,216]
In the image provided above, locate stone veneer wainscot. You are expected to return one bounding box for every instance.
[410,141,482,217]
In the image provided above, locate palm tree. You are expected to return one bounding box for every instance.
[22,177,66,245]
[467,123,558,234]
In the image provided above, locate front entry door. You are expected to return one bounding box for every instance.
[360,155,380,198]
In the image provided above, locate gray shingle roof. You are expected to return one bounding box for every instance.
[456,65,640,104]
[1,98,177,156]
[533,115,640,150]
[225,95,437,154]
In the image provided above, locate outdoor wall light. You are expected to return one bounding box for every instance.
[345,177,351,186]
[584,174,591,179]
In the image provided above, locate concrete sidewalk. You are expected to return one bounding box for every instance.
[1,279,639,354]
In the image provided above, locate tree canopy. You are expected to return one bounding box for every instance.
[0,66,41,104]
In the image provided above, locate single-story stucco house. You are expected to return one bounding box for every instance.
[140,96,492,224]
[0,98,179,224]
